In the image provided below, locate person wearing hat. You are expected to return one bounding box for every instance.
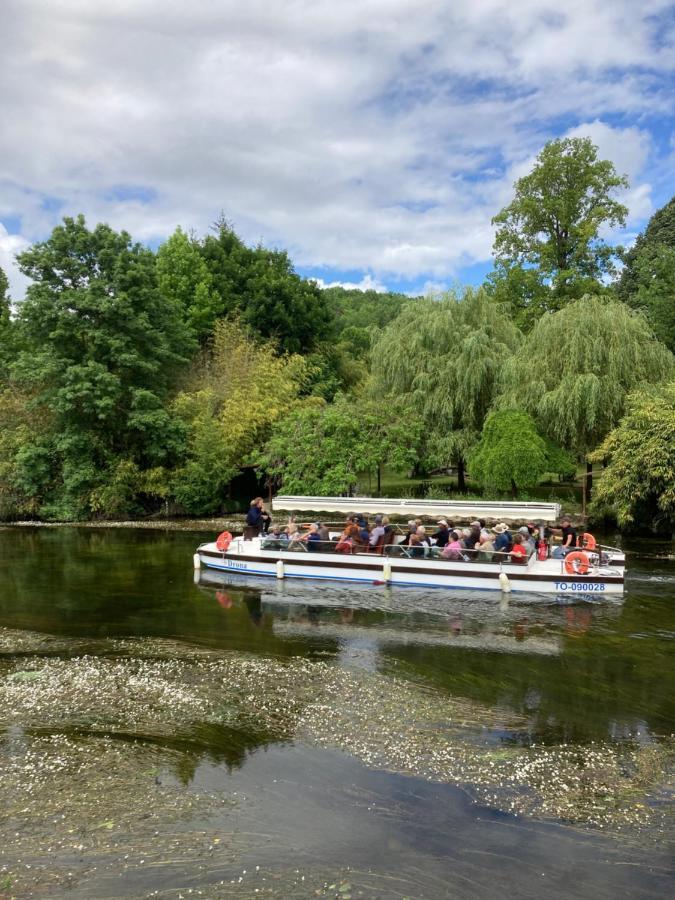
[434,519,450,548]
[492,522,512,555]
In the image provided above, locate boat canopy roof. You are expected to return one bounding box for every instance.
[271,495,561,522]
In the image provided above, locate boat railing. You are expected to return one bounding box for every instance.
[258,537,534,566]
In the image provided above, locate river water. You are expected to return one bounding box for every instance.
[0,526,672,899]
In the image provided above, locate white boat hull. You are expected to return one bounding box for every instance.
[197,538,625,598]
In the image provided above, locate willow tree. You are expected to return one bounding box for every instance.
[499,295,674,498]
[372,289,522,490]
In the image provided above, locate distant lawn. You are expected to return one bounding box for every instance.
[357,468,583,514]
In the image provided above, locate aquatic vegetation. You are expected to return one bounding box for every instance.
[1,629,671,843]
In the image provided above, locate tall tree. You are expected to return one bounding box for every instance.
[196,221,333,354]
[590,383,675,531]
[499,295,674,497]
[372,289,522,490]
[616,197,675,352]
[12,215,194,519]
[491,137,628,321]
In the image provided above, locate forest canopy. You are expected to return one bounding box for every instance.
[0,138,673,531]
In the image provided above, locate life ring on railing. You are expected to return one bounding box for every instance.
[564,551,590,575]
[578,532,597,551]
[216,531,233,552]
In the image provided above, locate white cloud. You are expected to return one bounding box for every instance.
[0,224,31,303]
[311,274,388,293]
[0,0,671,290]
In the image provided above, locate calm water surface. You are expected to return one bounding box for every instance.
[0,526,673,898]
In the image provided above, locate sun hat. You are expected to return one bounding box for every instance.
[437,519,449,526]
[469,520,481,527]
[492,523,509,534]
[518,526,530,535]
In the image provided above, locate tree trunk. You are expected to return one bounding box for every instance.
[586,460,593,503]
[377,463,381,494]
[457,458,466,493]
[511,478,518,499]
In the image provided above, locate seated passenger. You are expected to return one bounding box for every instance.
[434,519,450,548]
[510,533,528,563]
[317,522,330,542]
[441,531,465,561]
[517,526,536,556]
[492,523,512,556]
[304,523,322,552]
[552,517,577,558]
[369,515,386,550]
[262,526,290,549]
[477,533,496,561]
[409,526,431,558]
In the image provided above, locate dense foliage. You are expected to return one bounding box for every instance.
[616,198,675,352]
[499,295,674,456]
[590,383,675,531]
[0,136,672,530]
[470,410,574,495]
[372,289,522,487]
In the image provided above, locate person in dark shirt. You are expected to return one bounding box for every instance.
[244,497,264,538]
[553,517,577,558]
[434,519,450,548]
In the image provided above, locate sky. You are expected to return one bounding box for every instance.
[1,0,674,299]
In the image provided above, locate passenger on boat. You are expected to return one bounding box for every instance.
[552,517,577,558]
[468,521,482,547]
[441,531,465,561]
[260,506,272,535]
[408,527,426,558]
[317,522,330,542]
[518,526,536,555]
[369,515,386,548]
[262,526,289,549]
[492,523,512,554]
[434,519,450,548]
[510,533,528,563]
[401,519,418,547]
[244,497,264,538]
[477,533,496,560]
[335,519,360,554]
[305,523,322,551]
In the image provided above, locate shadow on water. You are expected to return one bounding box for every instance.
[0,526,673,898]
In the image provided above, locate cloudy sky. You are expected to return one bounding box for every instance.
[1,0,674,298]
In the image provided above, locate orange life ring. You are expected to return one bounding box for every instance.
[578,532,597,551]
[216,531,233,552]
[564,551,590,576]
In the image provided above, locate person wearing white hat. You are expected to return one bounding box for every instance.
[492,522,512,555]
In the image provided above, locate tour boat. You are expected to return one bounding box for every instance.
[194,496,625,598]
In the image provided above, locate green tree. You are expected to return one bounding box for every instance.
[616,197,675,352]
[156,227,218,340]
[197,221,333,354]
[469,409,574,496]
[12,215,194,519]
[372,289,522,489]
[499,295,674,497]
[172,319,309,514]
[0,266,12,376]
[590,383,675,531]
[492,137,628,316]
[256,392,421,496]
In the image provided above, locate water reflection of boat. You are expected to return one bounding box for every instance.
[195,496,625,598]
[196,570,608,657]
